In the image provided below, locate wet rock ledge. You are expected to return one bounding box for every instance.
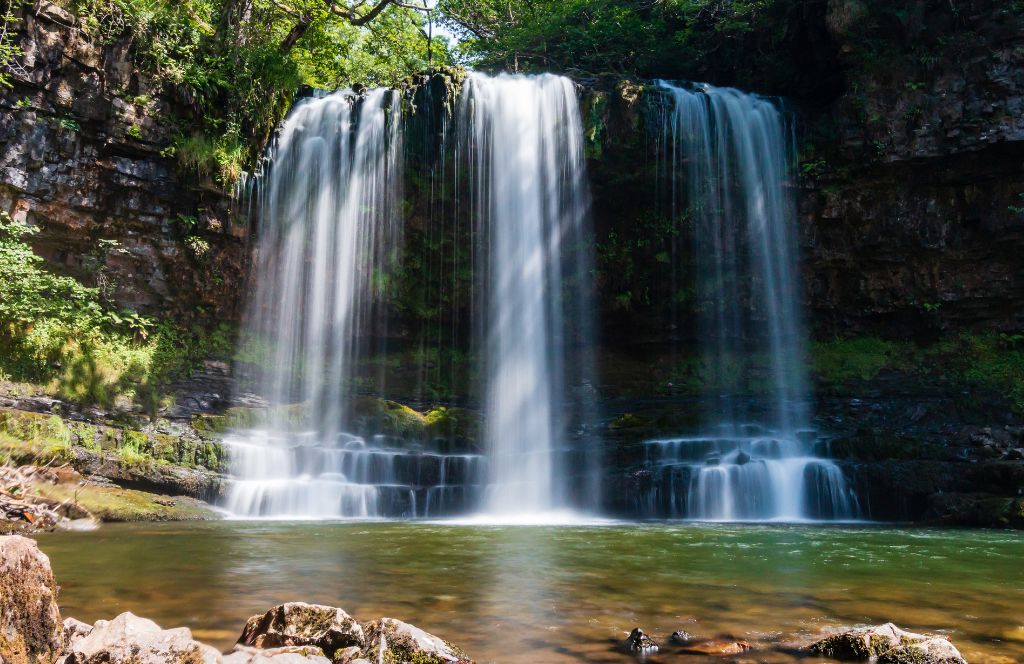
[0,535,474,664]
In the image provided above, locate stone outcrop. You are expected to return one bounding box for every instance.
[238,603,365,659]
[361,618,471,664]
[0,536,62,664]
[0,1,248,320]
[809,623,966,664]
[621,627,659,656]
[62,613,221,664]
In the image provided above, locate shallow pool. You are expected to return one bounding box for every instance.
[35,522,1024,663]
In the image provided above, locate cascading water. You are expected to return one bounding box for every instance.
[459,73,598,516]
[224,89,486,518]
[645,81,858,521]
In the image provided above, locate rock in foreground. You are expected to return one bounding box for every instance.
[621,628,659,655]
[238,603,364,658]
[62,612,220,664]
[0,535,62,664]
[361,618,471,664]
[809,623,966,663]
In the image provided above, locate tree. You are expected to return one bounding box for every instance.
[275,0,433,52]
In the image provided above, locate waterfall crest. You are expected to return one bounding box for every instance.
[647,81,858,521]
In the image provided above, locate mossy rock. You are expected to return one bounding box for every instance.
[926,493,1024,529]
[192,404,310,436]
[609,412,648,430]
[0,410,69,449]
[351,397,426,438]
[423,406,478,441]
[362,618,471,664]
[0,536,63,664]
[29,482,219,522]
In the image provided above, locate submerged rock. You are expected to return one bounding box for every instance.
[362,618,472,664]
[62,612,220,664]
[679,638,751,656]
[621,628,659,656]
[0,535,63,664]
[239,603,364,658]
[808,623,965,663]
[669,630,695,644]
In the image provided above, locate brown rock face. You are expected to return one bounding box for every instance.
[0,1,249,321]
[0,535,63,664]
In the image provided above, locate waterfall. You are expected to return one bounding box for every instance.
[458,73,598,516]
[647,81,858,521]
[223,89,486,518]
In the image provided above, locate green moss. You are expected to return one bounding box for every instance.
[423,406,478,440]
[582,91,608,160]
[958,333,1024,414]
[30,482,218,522]
[810,336,900,384]
[609,413,647,430]
[0,407,225,473]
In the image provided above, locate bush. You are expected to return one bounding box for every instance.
[0,213,236,410]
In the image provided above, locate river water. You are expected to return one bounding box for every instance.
[36,522,1024,663]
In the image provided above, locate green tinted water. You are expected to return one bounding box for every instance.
[36,523,1024,663]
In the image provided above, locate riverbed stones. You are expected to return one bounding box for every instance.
[239,603,364,658]
[62,612,220,664]
[808,623,966,663]
[622,628,659,655]
[361,618,472,664]
[0,535,63,664]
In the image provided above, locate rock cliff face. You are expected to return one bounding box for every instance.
[802,0,1024,337]
[584,0,1024,344]
[0,1,248,320]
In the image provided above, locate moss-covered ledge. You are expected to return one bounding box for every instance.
[0,408,227,500]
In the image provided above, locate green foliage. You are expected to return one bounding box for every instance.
[959,334,1024,415]
[0,213,236,408]
[810,333,1024,414]
[0,1,21,89]
[57,116,81,132]
[811,336,898,384]
[55,0,449,186]
[439,0,811,90]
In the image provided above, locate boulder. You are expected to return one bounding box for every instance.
[63,612,220,664]
[362,618,472,664]
[223,645,332,664]
[621,628,659,655]
[0,535,63,664]
[808,623,965,663]
[239,603,364,659]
